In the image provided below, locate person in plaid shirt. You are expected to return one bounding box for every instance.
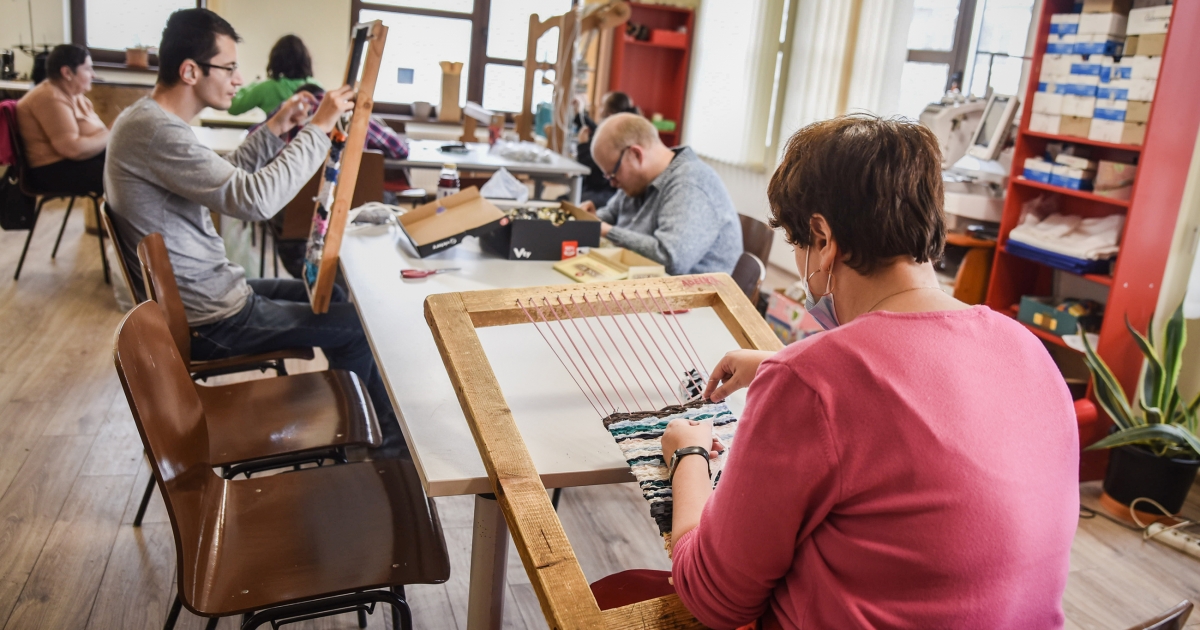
[250,83,409,160]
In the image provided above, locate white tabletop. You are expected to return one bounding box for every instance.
[192,126,248,155]
[339,224,747,497]
[388,139,590,178]
[196,106,266,128]
[0,80,34,92]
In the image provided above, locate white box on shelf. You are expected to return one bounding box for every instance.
[1089,118,1126,143]
[1127,78,1157,101]
[1029,113,1063,135]
[1055,154,1100,171]
[1063,95,1098,117]
[1048,34,1077,54]
[1050,13,1081,35]
[1126,5,1171,35]
[1034,90,1065,115]
[1128,55,1162,80]
[1079,12,1128,36]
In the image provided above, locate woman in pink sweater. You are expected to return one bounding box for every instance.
[660,116,1079,629]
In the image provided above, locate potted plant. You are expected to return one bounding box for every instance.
[1081,304,1200,517]
[125,45,151,69]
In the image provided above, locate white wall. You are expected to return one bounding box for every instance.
[1,0,69,77]
[209,0,351,90]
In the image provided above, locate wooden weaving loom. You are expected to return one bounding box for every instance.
[425,274,782,629]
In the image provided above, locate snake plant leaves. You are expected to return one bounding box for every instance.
[1080,323,1136,429]
[1085,423,1200,457]
[1126,315,1163,423]
[1161,304,1187,424]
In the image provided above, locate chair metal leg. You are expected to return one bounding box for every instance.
[204,617,218,630]
[258,223,267,278]
[13,199,43,281]
[134,471,155,527]
[391,586,409,630]
[50,196,76,259]
[164,593,183,630]
[357,608,367,628]
[552,487,563,510]
[93,197,111,284]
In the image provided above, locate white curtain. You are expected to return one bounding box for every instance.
[683,0,785,167]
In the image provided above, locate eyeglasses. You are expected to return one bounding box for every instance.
[603,146,632,183]
[196,61,239,74]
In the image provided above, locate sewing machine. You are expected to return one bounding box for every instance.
[923,94,1018,224]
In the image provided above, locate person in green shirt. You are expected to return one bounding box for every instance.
[228,34,318,115]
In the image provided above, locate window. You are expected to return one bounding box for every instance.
[351,0,571,114]
[69,0,203,68]
[965,0,1035,99]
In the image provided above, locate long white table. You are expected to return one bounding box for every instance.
[387,139,591,204]
[339,225,746,629]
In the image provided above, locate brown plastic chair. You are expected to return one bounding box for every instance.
[1127,601,1193,630]
[730,252,766,305]
[136,232,314,379]
[99,201,145,304]
[739,213,774,267]
[113,303,449,630]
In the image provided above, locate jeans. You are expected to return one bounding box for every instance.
[190,278,404,452]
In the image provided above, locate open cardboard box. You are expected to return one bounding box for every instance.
[553,247,666,283]
[397,187,506,257]
[480,201,601,260]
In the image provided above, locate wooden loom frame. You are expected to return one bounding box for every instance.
[306,20,387,314]
[424,274,783,629]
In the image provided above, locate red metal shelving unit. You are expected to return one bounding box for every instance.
[985,0,1200,480]
[608,3,694,147]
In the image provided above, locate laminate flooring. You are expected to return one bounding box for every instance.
[0,205,1198,629]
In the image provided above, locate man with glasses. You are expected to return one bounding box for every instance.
[580,113,741,276]
[104,9,407,456]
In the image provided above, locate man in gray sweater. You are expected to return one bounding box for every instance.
[581,113,741,275]
[104,10,403,449]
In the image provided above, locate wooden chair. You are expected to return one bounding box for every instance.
[113,303,449,630]
[1127,601,1193,630]
[739,213,774,267]
[98,201,145,303]
[730,252,766,305]
[424,274,782,629]
[3,104,110,283]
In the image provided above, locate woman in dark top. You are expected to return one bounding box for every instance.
[575,91,640,207]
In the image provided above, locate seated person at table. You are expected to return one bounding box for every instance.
[573,91,640,208]
[104,9,406,454]
[16,44,108,195]
[657,116,1078,628]
[228,34,317,116]
[251,83,409,160]
[581,113,740,276]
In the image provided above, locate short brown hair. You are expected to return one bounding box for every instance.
[768,115,945,274]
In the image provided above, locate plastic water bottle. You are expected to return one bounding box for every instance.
[437,163,461,199]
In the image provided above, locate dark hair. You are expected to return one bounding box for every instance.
[267,35,312,80]
[157,8,242,86]
[768,115,945,274]
[46,44,90,81]
[295,82,324,97]
[601,91,640,118]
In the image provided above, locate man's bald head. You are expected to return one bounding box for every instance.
[591,113,675,198]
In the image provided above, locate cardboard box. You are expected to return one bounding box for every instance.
[1050,164,1096,190]
[765,291,823,345]
[1089,118,1146,144]
[1094,160,1138,190]
[1063,95,1097,117]
[1136,32,1166,56]
[397,187,506,258]
[1033,90,1064,115]
[1083,0,1132,14]
[479,202,601,260]
[1127,78,1157,100]
[1029,113,1062,135]
[552,247,666,283]
[1123,34,1139,55]
[1126,5,1171,34]
[1125,99,1152,123]
[1128,55,1161,79]
[1060,115,1093,138]
[1079,12,1128,35]
[1055,154,1100,170]
[1023,158,1054,183]
[1050,13,1081,34]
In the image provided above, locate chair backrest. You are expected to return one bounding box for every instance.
[112,302,218,591]
[99,202,145,303]
[730,252,765,303]
[1127,601,1194,630]
[0,100,17,168]
[136,233,193,364]
[280,150,385,240]
[739,214,774,266]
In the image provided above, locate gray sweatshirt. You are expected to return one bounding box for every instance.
[104,97,330,325]
[597,147,742,275]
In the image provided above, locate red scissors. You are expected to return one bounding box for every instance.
[401,267,460,279]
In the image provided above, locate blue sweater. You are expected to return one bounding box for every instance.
[597,147,742,275]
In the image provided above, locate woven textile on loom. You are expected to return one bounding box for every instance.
[602,400,739,550]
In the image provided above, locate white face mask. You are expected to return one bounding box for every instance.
[801,247,840,330]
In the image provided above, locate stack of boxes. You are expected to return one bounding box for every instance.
[1030,0,1170,146]
[1023,154,1098,191]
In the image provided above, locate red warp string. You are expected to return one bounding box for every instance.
[632,290,699,395]
[645,289,707,395]
[612,291,683,406]
[544,297,627,414]
[553,296,631,413]
[655,288,707,376]
[593,293,676,409]
[516,299,603,417]
[578,295,657,411]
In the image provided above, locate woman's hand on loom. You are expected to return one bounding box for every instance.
[661,418,721,461]
[266,91,319,136]
[703,349,776,402]
[311,85,357,134]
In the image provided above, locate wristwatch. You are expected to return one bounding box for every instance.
[667,446,711,483]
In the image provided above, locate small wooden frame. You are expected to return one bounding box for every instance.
[424,274,782,629]
[304,20,387,313]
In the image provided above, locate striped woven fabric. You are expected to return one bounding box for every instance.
[603,401,739,549]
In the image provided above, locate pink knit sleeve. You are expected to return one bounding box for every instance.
[671,361,840,628]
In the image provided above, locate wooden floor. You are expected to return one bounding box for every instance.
[0,206,1198,629]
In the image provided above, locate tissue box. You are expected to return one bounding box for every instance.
[1063,95,1097,117]
[1094,160,1138,190]
[1137,32,1166,56]
[1126,5,1171,34]
[1083,0,1132,13]
[1029,113,1063,135]
[1089,119,1146,145]
[1094,98,1128,121]
[1050,164,1096,190]
[1127,78,1157,101]
[1033,90,1065,115]
[1128,55,1162,80]
[1050,13,1081,34]
[1125,100,1152,123]
[1060,115,1093,138]
[1047,34,1077,54]
[1074,34,1125,55]
[1079,13,1127,35]
[1055,154,1100,170]
[1024,158,1055,183]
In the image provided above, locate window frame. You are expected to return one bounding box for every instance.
[905,0,979,92]
[69,0,206,71]
[351,0,566,115]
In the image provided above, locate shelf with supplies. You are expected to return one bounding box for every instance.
[1012,178,1131,207]
[623,38,687,51]
[1022,130,1143,153]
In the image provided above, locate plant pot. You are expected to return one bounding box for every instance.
[1102,444,1200,515]
[125,48,150,69]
